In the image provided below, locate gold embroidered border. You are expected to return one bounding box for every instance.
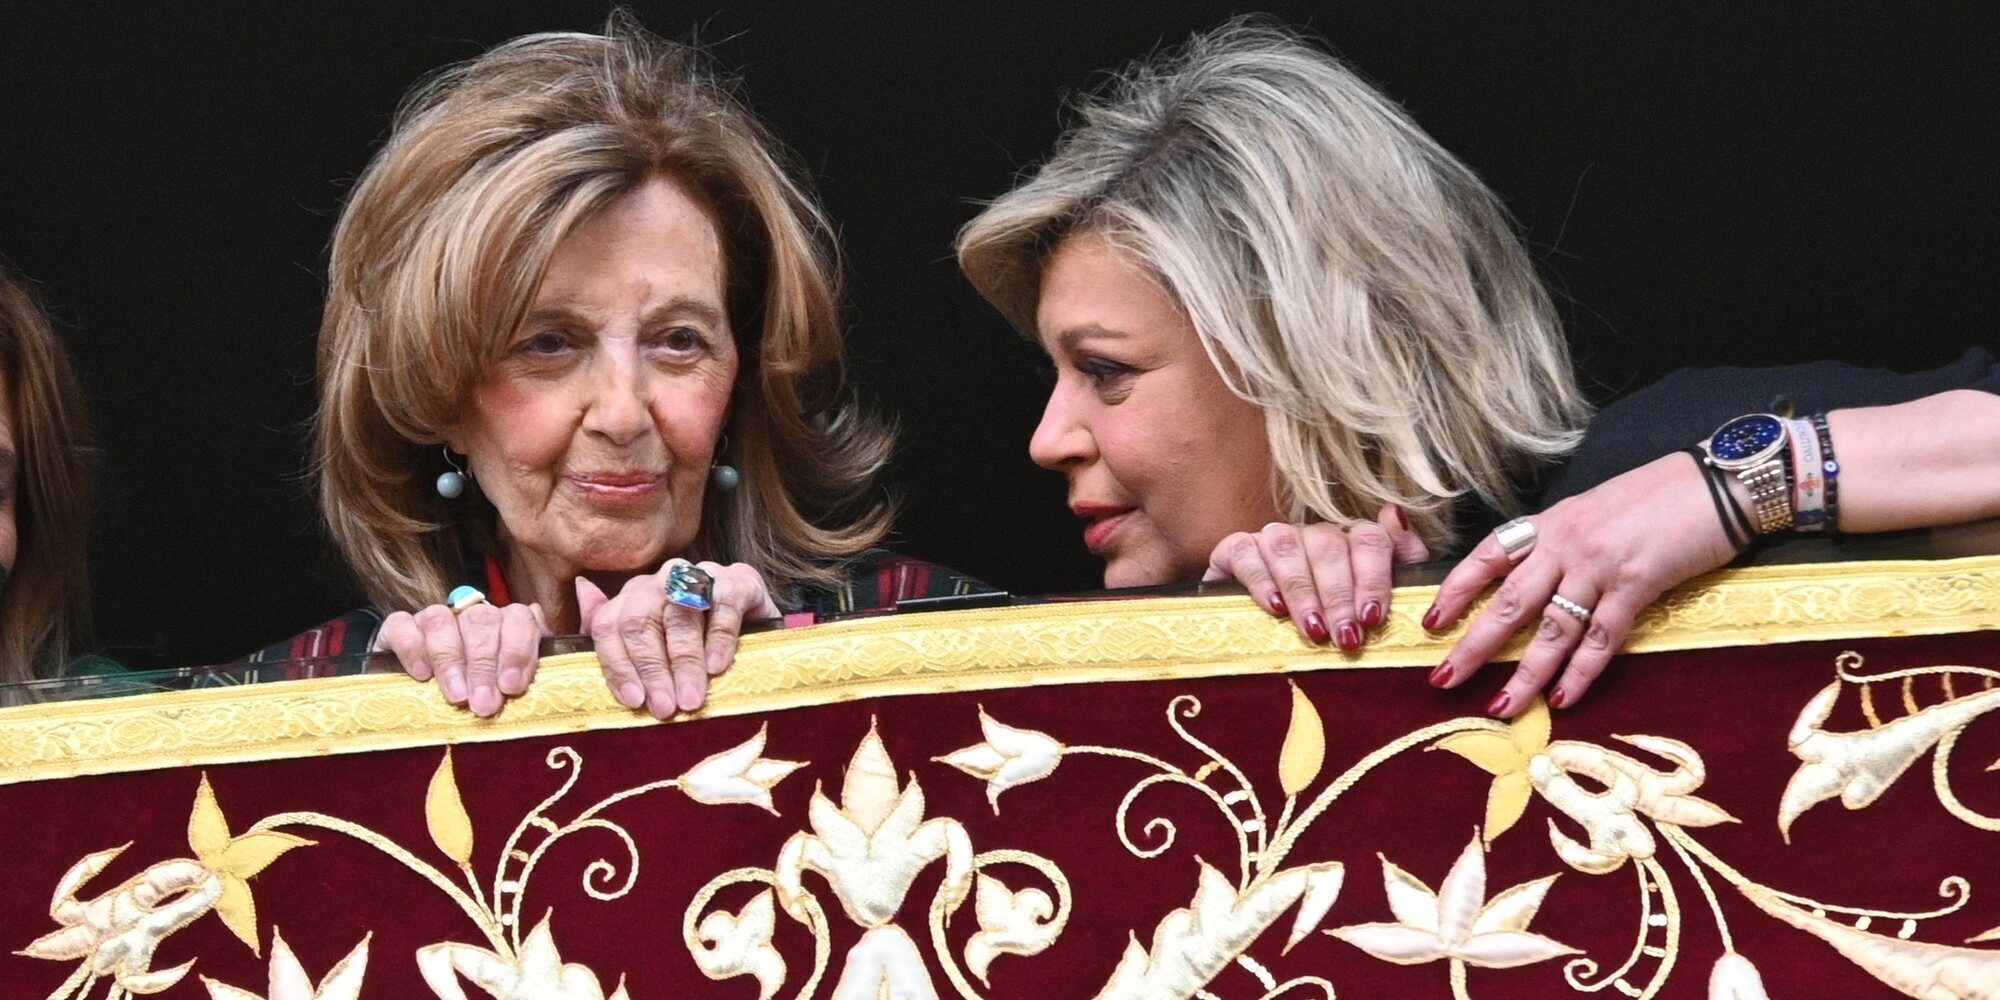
[2,554,1996,786]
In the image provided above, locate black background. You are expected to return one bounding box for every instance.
[2,3,1996,669]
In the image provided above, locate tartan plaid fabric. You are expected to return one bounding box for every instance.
[237,548,991,671]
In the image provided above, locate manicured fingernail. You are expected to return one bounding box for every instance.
[1421,606,1442,631]
[1360,600,1384,628]
[470,687,501,717]
[499,667,525,695]
[1269,591,1288,616]
[678,681,705,713]
[1393,504,1410,531]
[1487,691,1514,717]
[440,673,467,704]
[1429,661,1453,688]
[1335,619,1363,651]
[1303,612,1331,643]
[616,681,644,709]
[1548,687,1572,710]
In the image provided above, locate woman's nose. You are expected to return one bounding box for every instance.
[580,350,652,445]
[1028,383,1094,470]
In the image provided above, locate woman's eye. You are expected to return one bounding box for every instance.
[661,327,703,353]
[1077,356,1136,384]
[520,332,569,356]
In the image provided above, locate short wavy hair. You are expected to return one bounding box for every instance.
[318,13,891,613]
[0,264,96,698]
[958,19,1589,550]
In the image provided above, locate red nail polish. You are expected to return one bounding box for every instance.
[1336,619,1363,651]
[1360,600,1384,627]
[1421,606,1442,631]
[1303,612,1331,643]
[1393,504,1410,531]
[1548,687,1572,710]
[1428,661,1453,688]
[1487,691,1514,716]
[1269,591,1288,616]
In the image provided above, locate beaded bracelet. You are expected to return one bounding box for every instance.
[1809,412,1842,531]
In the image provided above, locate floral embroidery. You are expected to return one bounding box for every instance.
[1095,861,1342,999]
[689,889,786,1000]
[686,721,1072,998]
[418,913,629,1000]
[1328,832,1577,973]
[23,776,310,999]
[201,930,369,1000]
[1432,698,1549,843]
[16,646,2000,998]
[21,846,221,997]
[681,724,807,814]
[934,708,1062,812]
[1779,651,2000,837]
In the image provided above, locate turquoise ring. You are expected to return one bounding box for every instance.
[447,585,488,613]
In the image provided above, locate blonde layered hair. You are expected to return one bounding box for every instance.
[958,20,1589,551]
[0,265,96,697]
[319,14,890,613]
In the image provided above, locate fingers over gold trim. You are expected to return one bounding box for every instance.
[1,555,1997,786]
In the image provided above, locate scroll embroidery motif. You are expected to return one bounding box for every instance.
[17,652,2000,998]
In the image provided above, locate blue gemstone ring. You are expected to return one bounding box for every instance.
[664,561,715,612]
[447,585,488,613]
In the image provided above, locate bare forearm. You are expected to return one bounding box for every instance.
[1821,390,2000,533]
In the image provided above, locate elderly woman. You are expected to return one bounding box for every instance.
[257,18,983,718]
[0,264,98,703]
[957,20,2000,716]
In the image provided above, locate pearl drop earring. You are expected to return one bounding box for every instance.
[710,433,739,492]
[437,447,469,499]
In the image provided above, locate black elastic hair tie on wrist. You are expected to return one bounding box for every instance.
[1684,447,1753,551]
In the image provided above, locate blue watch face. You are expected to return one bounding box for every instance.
[1710,414,1784,461]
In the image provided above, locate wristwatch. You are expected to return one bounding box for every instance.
[1698,413,1794,535]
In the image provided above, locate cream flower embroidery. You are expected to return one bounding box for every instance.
[22,776,312,997]
[680,725,807,815]
[19,845,222,995]
[934,709,1063,812]
[965,874,1063,985]
[418,912,629,1000]
[203,930,370,1000]
[1093,860,1342,998]
[1330,832,1578,970]
[1777,681,2000,840]
[1529,735,1736,874]
[777,723,973,930]
[690,889,786,1000]
[829,926,937,1000]
[1707,951,1771,1000]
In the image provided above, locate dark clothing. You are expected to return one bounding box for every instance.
[1537,347,2000,505]
[242,548,992,666]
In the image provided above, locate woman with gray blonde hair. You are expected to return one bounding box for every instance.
[959,19,2000,715]
[254,14,985,716]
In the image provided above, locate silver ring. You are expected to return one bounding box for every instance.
[1490,517,1538,563]
[1549,594,1592,624]
[664,561,715,611]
